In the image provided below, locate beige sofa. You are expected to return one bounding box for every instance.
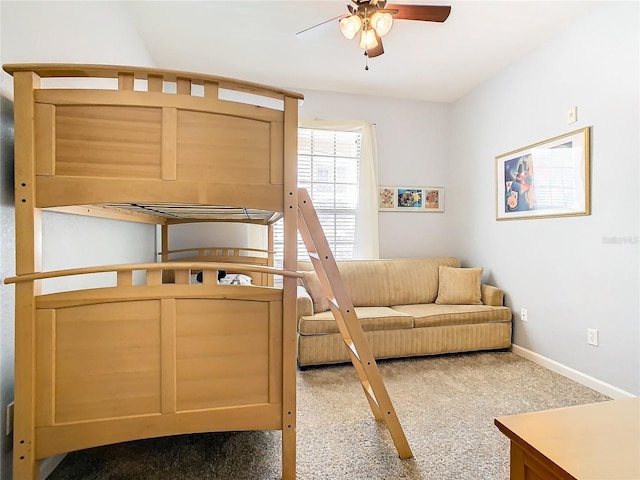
[296,257,512,367]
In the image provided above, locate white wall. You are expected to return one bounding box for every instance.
[174,89,456,259]
[449,2,639,395]
[166,223,266,252]
[40,213,156,294]
[298,89,455,259]
[0,2,157,478]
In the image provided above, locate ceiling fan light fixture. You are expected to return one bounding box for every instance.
[371,11,393,37]
[339,14,362,40]
[359,28,379,50]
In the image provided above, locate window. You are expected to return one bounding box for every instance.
[273,127,362,271]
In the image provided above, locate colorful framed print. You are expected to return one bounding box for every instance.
[378,186,445,212]
[495,127,590,221]
[423,187,444,212]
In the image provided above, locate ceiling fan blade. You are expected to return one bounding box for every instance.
[296,14,345,36]
[386,4,451,22]
[367,33,384,58]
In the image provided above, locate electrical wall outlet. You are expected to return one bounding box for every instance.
[567,106,578,124]
[587,328,599,346]
[520,308,528,322]
[6,402,14,436]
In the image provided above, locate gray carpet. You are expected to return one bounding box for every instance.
[47,351,610,480]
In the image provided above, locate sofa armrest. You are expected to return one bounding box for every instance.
[481,284,504,306]
[297,285,314,317]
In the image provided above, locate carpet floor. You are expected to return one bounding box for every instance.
[47,351,610,480]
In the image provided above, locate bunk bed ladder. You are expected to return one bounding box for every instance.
[297,188,413,460]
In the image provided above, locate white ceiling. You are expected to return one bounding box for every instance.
[123,1,602,103]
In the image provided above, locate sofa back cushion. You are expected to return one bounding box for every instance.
[300,257,462,308]
[337,261,391,307]
[383,257,460,305]
[300,260,391,311]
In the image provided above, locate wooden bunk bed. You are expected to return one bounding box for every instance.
[161,245,275,286]
[3,63,302,480]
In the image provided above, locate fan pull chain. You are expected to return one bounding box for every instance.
[364,50,369,71]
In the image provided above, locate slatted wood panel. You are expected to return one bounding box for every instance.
[54,106,163,178]
[37,102,280,185]
[31,291,281,430]
[175,299,271,411]
[54,301,162,423]
[177,111,272,184]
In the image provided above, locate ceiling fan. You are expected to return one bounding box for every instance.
[298,1,451,69]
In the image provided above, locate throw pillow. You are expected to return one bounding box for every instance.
[435,266,483,305]
[301,271,330,313]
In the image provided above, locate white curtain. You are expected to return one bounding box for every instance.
[299,119,380,259]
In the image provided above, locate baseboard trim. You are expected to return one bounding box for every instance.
[511,344,636,400]
[40,454,66,479]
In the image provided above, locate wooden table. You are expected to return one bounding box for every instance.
[495,397,640,480]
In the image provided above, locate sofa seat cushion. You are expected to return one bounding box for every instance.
[392,304,512,328]
[298,307,414,335]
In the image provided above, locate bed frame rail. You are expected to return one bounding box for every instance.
[160,247,275,286]
[4,261,298,286]
[3,63,304,101]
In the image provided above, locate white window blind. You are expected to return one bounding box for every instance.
[274,127,362,272]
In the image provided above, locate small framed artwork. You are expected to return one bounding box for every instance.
[378,186,445,212]
[495,127,590,221]
[423,187,445,212]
